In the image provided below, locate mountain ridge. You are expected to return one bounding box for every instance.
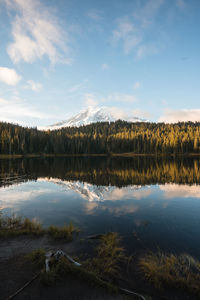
[40,106,146,130]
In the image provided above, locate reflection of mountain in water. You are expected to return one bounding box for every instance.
[39,178,142,202]
[0,156,200,189]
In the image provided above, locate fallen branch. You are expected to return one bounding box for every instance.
[5,272,40,300]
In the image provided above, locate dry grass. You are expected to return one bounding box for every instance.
[139,251,200,296]
[47,223,79,241]
[90,232,126,278]
[0,214,44,237]
[0,213,78,241]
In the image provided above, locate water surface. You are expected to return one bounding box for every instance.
[1,156,200,257]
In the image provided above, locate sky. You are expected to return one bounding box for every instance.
[0,0,199,127]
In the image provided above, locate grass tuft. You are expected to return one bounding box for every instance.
[0,214,44,237]
[47,223,79,241]
[0,213,78,241]
[139,251,200,296]
[90,232,126,278]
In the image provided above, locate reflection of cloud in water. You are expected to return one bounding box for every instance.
[84,202,99,214]
[84,201,138,216]
[0,184,52,210]
[108,187,152,201]
[39,177,149,202]
[104,203,138,216]
[160,184,200,199]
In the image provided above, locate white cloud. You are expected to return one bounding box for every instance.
[112,0,164,58]
[26,80,42,92]
[133,81,142,89]
[101,63,109,70]
[5,0,70,64]
[0,97,51,124]
[159,109,200,123]
[0,66,21,85]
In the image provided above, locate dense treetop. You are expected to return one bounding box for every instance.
[0,120,200,155]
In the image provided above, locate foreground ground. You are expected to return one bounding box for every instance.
[0,236,138,300]
[0,235,198,300]
[0,255,128,300]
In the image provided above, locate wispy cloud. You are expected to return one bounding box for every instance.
[104,93,138,103]
[83,92,138,112]
[0,66,21,85]
[5,0,71,64]
[86,9,102,21]
[136,44,159,59]
[112,0,164,58]
[159,109,200,123]
[0,97,51,125]
[68,79,88,93]
[112,18,141,54]
[25,80,42,92]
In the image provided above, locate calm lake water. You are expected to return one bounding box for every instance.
[1,156,200,258]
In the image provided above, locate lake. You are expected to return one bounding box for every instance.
[1,156,200,258]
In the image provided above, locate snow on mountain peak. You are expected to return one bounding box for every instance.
[40,106,146,130]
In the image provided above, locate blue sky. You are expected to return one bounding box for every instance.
[0,0,199,126]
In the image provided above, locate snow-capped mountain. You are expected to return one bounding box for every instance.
[40,106,146,130]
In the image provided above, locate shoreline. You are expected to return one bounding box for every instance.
[0,152,200,159]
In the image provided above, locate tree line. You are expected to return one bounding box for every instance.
[0,120,200,155]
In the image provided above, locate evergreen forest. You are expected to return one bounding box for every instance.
[0,120,200,155]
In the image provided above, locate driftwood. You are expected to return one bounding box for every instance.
[45,250,81,272]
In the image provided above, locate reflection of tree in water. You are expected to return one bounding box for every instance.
[0,156,200,188]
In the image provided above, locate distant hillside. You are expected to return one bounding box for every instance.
[0,120,200,155]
